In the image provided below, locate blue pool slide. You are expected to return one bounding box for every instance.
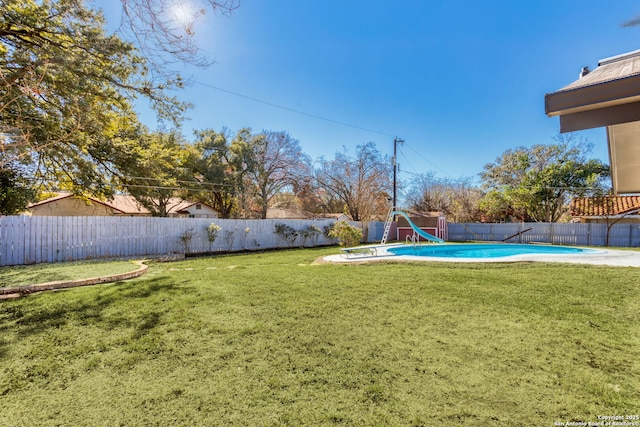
[390,211,445,243]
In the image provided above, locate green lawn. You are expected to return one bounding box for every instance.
[1,248,639,426]
[0,259,142,288]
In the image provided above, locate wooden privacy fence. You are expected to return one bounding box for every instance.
[0,216,377,266]
[8,216,636,266]
[447,222,640,247]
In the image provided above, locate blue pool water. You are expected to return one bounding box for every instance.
[387,243,598,259]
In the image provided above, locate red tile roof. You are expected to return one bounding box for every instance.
[570,195,640,217]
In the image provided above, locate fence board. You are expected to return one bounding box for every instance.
[447,222,640,248]
[12,217,25,265]
[4,216,640,267]
[0,216,367,266]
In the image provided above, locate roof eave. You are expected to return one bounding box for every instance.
[545,73,640,116]
[573,214,640,219]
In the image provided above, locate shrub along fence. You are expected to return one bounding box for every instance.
[0,216,378,267]
[447,222,640,247]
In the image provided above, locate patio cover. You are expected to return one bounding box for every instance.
[545,49,640,193]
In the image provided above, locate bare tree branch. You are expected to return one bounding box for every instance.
[119,0,240,72]
[622,15,640,27]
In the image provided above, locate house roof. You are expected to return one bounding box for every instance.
[316,213,352,220]
[266,207,313,219]
[105,195,147,214]
[28,193,128,213]
[570,195,640,217]
[29,193,217,215]
[545,48,640,194]
[545,49,640,132]
[559,50,640,92]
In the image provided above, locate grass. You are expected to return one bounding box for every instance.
[1,247,639,426]
[0,259,142,288]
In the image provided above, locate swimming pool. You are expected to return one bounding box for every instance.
[386,243,599,259]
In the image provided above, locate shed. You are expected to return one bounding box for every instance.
[395,212,447,241]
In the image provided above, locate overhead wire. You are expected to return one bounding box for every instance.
[397,149,422,177]
[26,176,239,193]
[401,142,449,176]
[176,81,458,179]
[193,81,397,138]
[120,175,235,188]
[29,174,607,194]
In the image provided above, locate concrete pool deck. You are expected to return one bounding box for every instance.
[324,244,640,267]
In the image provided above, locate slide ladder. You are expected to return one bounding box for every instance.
[380,209,445,244]
[380,207,395,245]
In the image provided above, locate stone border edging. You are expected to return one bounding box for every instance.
[0,261,148,298]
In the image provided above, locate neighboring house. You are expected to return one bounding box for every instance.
[396,212,447,241]
[570,195,640,224]
[315,213,352,222]
[27,193,219,218]
[166,199,219,219]
[266,209,354,222]
[266,207,313,220]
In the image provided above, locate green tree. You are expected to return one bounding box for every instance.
[186,128,252,218]
[0,159,36,215]
[478,189,526,223]
[480,137,610,222]
[119,131,191,217]
[328,220,363,247]
[0,0,185,198]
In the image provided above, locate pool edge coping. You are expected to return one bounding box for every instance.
[323,244,640,267]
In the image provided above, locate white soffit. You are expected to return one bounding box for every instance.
[608,121,640,194]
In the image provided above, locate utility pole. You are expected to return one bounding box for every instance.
[392,137,404,210]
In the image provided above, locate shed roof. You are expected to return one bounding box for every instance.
[396,211,443,228]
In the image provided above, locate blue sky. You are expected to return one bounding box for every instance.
[96,0,640,185]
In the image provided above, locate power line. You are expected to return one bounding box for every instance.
[399,169,420,177]
[121,175,235,188]
[193,81,396,138]
[401,142,449,176]
[26,176,239,193]
[397,150,422,177]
